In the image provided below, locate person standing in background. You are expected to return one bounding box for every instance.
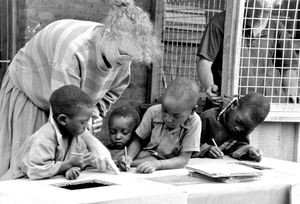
[197,0,298,111]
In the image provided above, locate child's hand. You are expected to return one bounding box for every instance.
[208,146,224,158]
[65,167,81,180]
[136,160,161,174]
[69,152,96,168]
[118,155,132,171]
[248,148,262,162]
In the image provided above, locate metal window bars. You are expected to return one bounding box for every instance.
[239,0,300,104]
[158,0,226,98]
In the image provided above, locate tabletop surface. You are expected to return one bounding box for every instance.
[1,157,300,204]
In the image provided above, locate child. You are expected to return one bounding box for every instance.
[118,77,202,173]
[1,85,96,180]
[107,106,140,163]
[192,93,270,162]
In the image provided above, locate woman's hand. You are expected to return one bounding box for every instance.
[206,84,222,105]
[82,134,120,174]
[89,112,103,134]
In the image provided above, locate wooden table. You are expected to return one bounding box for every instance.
[1,157,300,204]
[132,157,300,204]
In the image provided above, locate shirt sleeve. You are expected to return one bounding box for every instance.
[180,113,201,153]
[223,135,253,160]
[191,113,211,158]
[51,54,81,92]
[25,136,62,180]
[97,62,131,116]
[197,12,225,61]
[135,106,156,141]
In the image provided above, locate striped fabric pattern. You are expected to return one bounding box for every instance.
[9,19,131,115]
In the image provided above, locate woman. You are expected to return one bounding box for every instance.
[0,0,161,177]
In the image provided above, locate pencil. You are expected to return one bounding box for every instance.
[71,152,83,156]
[124,146,129,171]
[211,138,224,159]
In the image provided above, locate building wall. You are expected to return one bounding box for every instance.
[15,0,154,144]
[251,122,299,162]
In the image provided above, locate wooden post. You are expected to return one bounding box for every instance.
[295,123,300,162]
[221,0,245,96]
[150,0,163,103]
[11,0,17,56]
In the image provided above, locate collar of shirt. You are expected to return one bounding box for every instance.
[48,107,65,146]
[217,97,238,121]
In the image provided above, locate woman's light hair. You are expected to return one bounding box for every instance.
[101,0,161,64]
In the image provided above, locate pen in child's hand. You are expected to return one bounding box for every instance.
[211,138,224,159]
[71,152,84,156]
[124,146,129,171]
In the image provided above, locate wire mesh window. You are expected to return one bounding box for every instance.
[158,0,226,97]
[239,0,300,104]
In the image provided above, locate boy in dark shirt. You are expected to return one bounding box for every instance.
[193,92,270,162]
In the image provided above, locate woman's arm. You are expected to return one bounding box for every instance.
[98,64,131,117]
[197,56,221,104]
[82,134,120,174]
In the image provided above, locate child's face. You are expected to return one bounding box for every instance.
[109,116,134,148]
[224,107,257,133]
[64,108,93,137]
[161,96,193,129]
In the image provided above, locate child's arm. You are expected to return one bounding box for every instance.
[118,134,143,171]
[25,139,65,180]
[136,152,192,174]
[224,134,261,162]
[247,147,262,162]
[193,142,223,159]
[57,152,95,175]
[131,151,157,167]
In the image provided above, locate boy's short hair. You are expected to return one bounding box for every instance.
[108,105,140,129]
[50,85,93,118]
[238,92,270,125]
[164,77,199,109]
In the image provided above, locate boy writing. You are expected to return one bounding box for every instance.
[118,77,201,173]
[193,93,270,162]
[1,85,96,180]
[106,106,140,163]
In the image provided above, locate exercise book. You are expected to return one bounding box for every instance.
[185,162,263,183]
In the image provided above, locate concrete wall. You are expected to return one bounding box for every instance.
[15,0,154,144]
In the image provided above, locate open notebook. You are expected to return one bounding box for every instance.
[185,162,263,178]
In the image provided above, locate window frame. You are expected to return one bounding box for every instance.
[222,0,300,122]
